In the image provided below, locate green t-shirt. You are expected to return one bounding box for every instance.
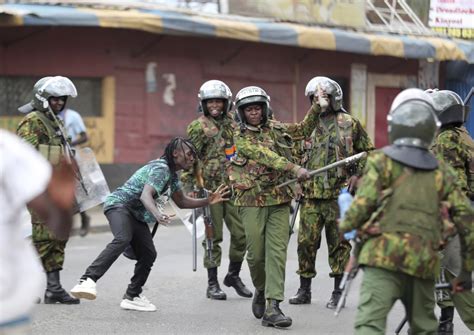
[104,159,181,223]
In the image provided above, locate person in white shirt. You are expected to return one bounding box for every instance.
[58,108,91,236]
[0,129,73,333]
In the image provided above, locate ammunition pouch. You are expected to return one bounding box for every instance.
[38,144,63,165]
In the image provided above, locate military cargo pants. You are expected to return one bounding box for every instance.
[437,270,474,330]
[203,201,246,268]
[239,204,290,301]
[355,266,437,335]
[297,198,351,278]
[32,221,67,272]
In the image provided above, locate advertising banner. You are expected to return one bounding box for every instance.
[429,0,474,39]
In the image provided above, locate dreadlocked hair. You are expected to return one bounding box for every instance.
[161,137,197,172]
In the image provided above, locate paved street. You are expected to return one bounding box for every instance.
[32,209,470,334]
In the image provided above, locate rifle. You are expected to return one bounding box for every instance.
[49,110,88,197]
[334,188,357,317]
[277,152,367,188]
[463,87,474,105]
[289,197,302,240]
[334,236,359,317]
[191,208,197,271]
[196,166,214,264]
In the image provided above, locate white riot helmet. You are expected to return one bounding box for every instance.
[305,76,343,111]
[235,86,271,126]
[198,80,232,116]
[18,76,77,113]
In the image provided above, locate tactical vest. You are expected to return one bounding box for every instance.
[459,127,474,199]
[197,114,236,187]
[307,111,353,185]
[229,122,294,194]
[378,169,441,249]
[21,111,65,165]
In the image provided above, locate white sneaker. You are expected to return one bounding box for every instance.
[120,295,157,312]
[70,278,97,300]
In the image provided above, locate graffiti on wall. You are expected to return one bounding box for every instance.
[162,73,176,106]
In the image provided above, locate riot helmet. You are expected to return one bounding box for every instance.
[198,80,232,116]
[383,88,440,170]
[235,86,271,126]
[18,76,77,113]
[305,76,343,111]
[425,89,467,126]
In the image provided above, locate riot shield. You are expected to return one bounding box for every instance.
[74,147,110,212]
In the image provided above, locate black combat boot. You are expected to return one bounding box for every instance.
[289,277,311,304]
[44,271,80,304]
[262,299,292,328]
[252,289,265,319]
[79,212,91,237]
[206,267,226,300]
[223,261,253,298]
[326,275,343,309]
[438,307,454,335]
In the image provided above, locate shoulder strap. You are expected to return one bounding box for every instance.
[34,111,58,140]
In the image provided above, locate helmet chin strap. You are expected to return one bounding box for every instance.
[37,77,57,110]
[35,93,49,110]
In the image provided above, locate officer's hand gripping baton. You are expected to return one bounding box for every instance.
[277,152,367,189]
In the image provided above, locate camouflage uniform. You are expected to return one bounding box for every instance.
[17,110,68,272]
[297,111,374,279]
[432,126,474,330]
[186,113,246,269]
[229,106,319,301]
[340,151,474,334]
[432,126,474,199]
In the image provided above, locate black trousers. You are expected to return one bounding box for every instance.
[82,207,157,297]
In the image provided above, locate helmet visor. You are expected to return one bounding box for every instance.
[40,76,78,98]
[18,101,35,114]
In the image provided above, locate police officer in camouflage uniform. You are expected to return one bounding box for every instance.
[229,86,324,327]
[185,80,252,300]
[16,76,80,304]
[428,89,474,333]
[289,76,374,308]
[339,88,474,334]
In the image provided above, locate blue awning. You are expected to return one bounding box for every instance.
[1,3,473,63]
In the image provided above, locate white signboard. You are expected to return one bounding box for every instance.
[429,0,474,29]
